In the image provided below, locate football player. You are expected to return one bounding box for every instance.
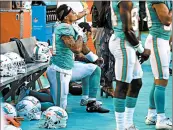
[145,1,172,129]
[109,1,150,130]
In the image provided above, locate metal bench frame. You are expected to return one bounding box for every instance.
[0,37,49,101]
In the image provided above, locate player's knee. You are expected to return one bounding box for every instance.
[154,79,168,87]
[128,79,142,98]
[114,81,129,99]
[131,78,142,91]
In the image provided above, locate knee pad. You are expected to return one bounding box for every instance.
[114,81,129,98]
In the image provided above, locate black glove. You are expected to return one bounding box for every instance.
[136,49,150,64]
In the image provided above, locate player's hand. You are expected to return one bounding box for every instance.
[91,27,97,41]
[84,9,90,15]
[136,49,151,64]
[83,32,88,43]
[94,57,104,67]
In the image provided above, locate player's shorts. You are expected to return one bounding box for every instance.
[145,34,170,80]
[71,61,97,81]
[109,35,143,83]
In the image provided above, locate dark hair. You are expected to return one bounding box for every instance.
[56,4,72,21]
[78,22,91,32]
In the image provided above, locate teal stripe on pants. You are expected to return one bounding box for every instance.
[56,72,61,106]
[120,39,127,82]
[153,37,163,79]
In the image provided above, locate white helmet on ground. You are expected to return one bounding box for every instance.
[33,45,51,62]
[0,54,17,77]
[39,106,68,129]
[4,52,26,74]
[2,102,17,118]
[4,125,22,130]
[16,96,41,120]
[22,96,41,110]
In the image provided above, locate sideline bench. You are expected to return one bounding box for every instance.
[0,37,49,101]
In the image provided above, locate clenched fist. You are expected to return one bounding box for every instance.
[136,49,151,64]
[94,57,104,67]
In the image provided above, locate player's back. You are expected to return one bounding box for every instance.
[111,1,139,39]
[147,1,172,40]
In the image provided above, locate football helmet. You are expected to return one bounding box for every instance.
[0,54,17,77]
[4,52,26,74]
[33,45,51,62]
[2,102,17,118]
[39,106,68,129]
[36,41,49,47]
[22,96,41,110]
[16,96,41,120]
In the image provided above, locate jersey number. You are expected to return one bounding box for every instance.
[111,3,138,31]
[131,7,139,31]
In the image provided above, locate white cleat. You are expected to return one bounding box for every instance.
[155,118,172,130]
[125,125,139,130]
[145,115,157,125]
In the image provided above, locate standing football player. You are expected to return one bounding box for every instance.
[145,1,172,129]
[109,1,150,130]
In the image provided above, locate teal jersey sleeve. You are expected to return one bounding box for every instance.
[55,23,74,37]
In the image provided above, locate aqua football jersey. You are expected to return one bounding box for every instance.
[147,1,172,40]
[51,23,78,70]
[111,1,139,39]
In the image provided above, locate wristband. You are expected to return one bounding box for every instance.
[85,51,98,62]
[135,41,144,53]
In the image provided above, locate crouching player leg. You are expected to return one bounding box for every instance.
[72,61,109,113]
[47,66,72,110]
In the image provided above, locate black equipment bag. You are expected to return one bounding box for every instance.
[10,38,34,63]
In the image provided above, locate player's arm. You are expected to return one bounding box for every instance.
[76,9,89,20]
[61,36,83,54]
[119,1,142,51]
[152,3,172,26]
[81,43,104,65]
[75,53,90,63]
[119,1,151,63]
[170,34,172,52]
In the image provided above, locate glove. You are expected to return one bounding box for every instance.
[136,48,151,64]
[136,52,144,64]
[94,57,104,67]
